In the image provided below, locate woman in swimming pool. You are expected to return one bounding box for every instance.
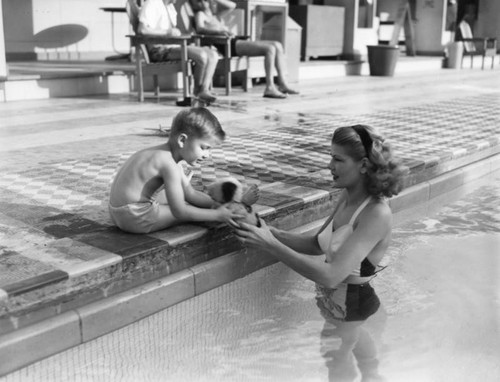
[234,124,407,378]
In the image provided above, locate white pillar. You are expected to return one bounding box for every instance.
[0,0,7,79]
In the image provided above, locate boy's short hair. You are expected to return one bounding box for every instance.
[170,107,225,142]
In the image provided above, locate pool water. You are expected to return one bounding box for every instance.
[3,173,499,382]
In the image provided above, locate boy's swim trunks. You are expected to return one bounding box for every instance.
[108,201,161,234]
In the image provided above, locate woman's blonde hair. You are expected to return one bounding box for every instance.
[332,125,408,198]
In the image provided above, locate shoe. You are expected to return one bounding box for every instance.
[279,87,299,95]
[175,97,192,107]
[263,89,287,99]
[197,91,217,104]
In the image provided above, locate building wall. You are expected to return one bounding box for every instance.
[477,0,500,44]
[3,0,129,60]
[378,0,499,54]
[414,0,447,54]
[324,0,379,59]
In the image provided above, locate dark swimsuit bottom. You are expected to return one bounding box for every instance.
[212,38,238,57]
[316,258,381,322]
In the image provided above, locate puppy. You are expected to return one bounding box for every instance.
[206,177,261,227]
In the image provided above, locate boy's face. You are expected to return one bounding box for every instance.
[179,134,218,166]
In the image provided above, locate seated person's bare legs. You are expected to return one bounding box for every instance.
[170,46,219,103]
[235,40,298,98]
[268,41,299,95]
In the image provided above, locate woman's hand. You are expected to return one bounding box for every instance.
[233,219,278,251]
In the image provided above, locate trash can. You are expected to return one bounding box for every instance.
[446,42,463,69]
[367,45,400,76]
[345,60,364,76]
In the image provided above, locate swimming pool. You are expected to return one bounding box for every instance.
[3,172,499,382]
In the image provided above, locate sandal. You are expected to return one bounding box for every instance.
[263,89,287,99]
[197,91,217,104]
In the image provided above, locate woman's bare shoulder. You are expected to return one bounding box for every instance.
[362,198,392,227]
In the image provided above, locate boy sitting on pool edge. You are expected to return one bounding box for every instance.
[108,107,244,233]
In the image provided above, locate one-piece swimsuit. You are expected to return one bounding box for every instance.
[315,196,382,322]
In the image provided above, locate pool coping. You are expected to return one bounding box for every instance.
[1,153,499,376]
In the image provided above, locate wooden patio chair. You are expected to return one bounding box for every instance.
[125,0,193,105]
[178,0,248,96]
[458,20,497,70]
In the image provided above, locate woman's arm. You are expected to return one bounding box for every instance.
[270,190,346,256]
[270,226,323,256]
[212,0,236,18]
[237,202,392,288]
[194,9,230,35]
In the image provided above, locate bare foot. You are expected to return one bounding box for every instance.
[241,184,260,205]
[279,86,299,95]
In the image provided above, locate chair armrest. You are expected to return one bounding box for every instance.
[191,34,250,43]
[127,34,193,46]
[460,37,487,42]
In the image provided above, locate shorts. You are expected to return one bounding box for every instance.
[109,201,161,234]
[148,45,177,62]
[212,38,238,57]
[315,282,380,322]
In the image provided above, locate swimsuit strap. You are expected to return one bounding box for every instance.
[348,196,372,225]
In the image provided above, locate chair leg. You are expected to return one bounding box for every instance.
[153,75,160,98]
[225,56,231,96]
[481,55,485,70]
[242,69,248,92]
[470,55,473,68]
[135,46,144,102]
[138,67,144,102]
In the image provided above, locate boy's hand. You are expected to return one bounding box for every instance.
[216,205,245,226]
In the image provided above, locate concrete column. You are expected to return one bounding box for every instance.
[0,0,7,79]
[324,0,358,59]
[413,0,447,55]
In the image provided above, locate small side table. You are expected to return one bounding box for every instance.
[100,7,130,61]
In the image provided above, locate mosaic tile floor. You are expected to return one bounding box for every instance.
[0,68,499,324]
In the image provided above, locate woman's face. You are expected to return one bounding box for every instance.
[328,143,363,189]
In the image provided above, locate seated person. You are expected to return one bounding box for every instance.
[108,108,244,233]
[189,0,299,99]
[138,0,219,103]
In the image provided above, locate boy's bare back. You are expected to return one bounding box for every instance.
[109,143,182,207]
